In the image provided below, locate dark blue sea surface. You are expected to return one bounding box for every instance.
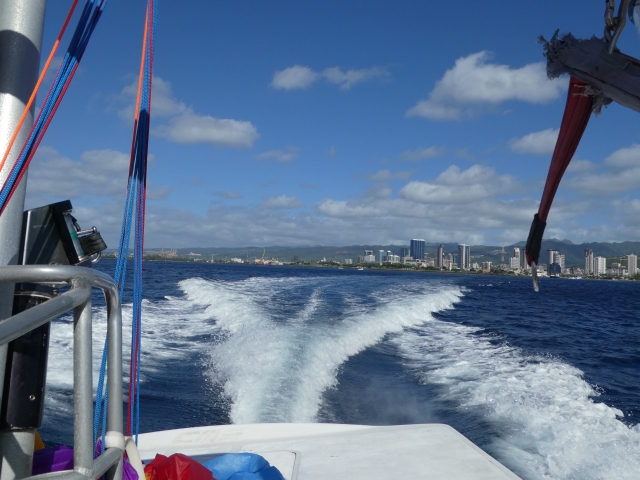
[41,261,640,479]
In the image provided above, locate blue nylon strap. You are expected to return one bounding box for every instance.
[95,0,156,448]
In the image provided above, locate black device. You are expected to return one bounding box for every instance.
[0,200,107,430]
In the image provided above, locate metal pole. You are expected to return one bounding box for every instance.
[105,289,123,480]
[73,283,93,478]
[0,2,48,477]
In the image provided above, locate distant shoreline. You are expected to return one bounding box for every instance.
[99,257,640,281]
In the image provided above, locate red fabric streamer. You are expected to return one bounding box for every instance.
[525,77,593,266]
[538,77,593,223]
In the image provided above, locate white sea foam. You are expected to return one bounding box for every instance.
[394,320,640,480]
[46,292,217,395]
[177,277,463,423]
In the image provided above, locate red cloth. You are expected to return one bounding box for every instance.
[526,76,593,266]
[538,77,593,224]
[144,454,216,480]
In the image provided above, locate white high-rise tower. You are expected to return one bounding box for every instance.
[628,254,638,276]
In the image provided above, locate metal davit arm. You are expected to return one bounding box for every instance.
[0,265,124,480]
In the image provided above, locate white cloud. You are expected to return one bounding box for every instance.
[257,147,299,163]
[260,195,304,209]
[27,147,130,199]
[565,144,640,195]
[322,66,389,90]
[566,159,596,173]
[118,76,187,120]
[271,66,318,90]
[604,144,640,167]
[214,190,243,199]
[315,200,383,218]
[407,51,565,120]
[566,167,640,195]
[401,146,445,161]
[399,165,517,204]
[41,156,619,249]
[366,170,413,181]
[510,128,559,155]
[155,111,259,148]
[406,103,461,121]
[271,65,388,91]
[116,76,258,148]
[25,147,173,213]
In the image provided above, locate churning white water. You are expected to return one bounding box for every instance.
[43,273,640,479]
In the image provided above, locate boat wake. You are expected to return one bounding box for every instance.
[178,276,462,423]
[394,319,640,480]
[43,273,640,479]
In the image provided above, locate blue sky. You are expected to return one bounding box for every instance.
[24,1,640,248]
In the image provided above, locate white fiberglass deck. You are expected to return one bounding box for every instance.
[137,423,521,480]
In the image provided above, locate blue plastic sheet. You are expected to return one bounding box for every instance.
[202,453,285,480]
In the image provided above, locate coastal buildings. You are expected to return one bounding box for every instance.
[457,244,466,270]
[584,249,594,274]
[510,248,521,270]
[348,242,635,279]
[594,256,607,276]
[629,254,638,276]
[410,239,425,263]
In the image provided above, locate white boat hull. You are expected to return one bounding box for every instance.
[137,423,521,479]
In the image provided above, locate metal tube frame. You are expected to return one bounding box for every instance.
[607,0,633,54]
[0,265,123,480]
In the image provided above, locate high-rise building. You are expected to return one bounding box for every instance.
[482,261,492,273]
[457,244,467,270]
[628,254,638,276]
[400,247,410,258]
[465,245,470,269]
[377,250,386,263]
[513,247,521,269]
[594,256,607,276]
[548,249,559,267]
[410,239,425,262]
[509,256,520,270]
[553,252,565,270]
[584,249,594,274]
[437,244,444,267]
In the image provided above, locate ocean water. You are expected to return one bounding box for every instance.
[39,260,640,479]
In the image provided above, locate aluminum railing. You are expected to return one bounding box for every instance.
[0,265,123,480]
